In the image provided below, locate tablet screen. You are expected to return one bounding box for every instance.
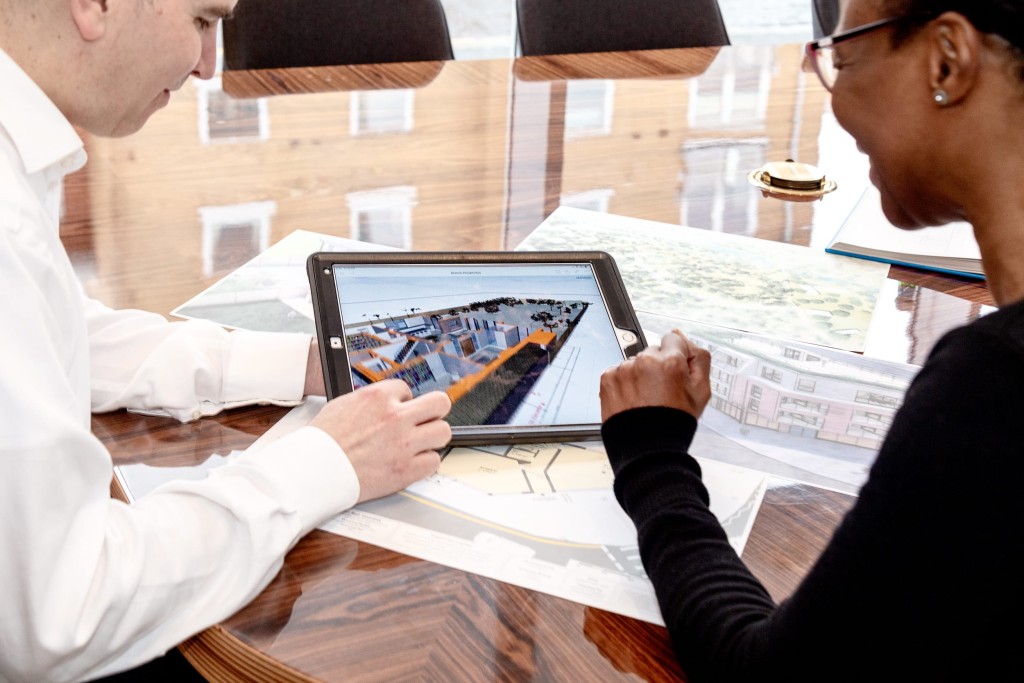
[329,261,626,430]
[308,251,646,444]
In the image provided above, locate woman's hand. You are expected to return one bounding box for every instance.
[599,329,712,422]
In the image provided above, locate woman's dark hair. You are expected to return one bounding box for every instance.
[883,0,1024,79]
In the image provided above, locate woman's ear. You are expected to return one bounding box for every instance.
[68,0,109,42]
[926,12,982,106]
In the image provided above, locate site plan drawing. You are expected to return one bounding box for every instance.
[515,206,891,352]
[116,399,768,626]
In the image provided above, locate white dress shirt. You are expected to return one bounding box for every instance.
[0,48,359,682]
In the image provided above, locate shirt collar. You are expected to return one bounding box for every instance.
[0,47,85,176]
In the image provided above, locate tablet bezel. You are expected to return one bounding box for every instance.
[307,251,647,445]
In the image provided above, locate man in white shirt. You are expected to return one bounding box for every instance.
[0,1,452,681]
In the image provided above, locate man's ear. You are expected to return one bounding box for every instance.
[69,0,109,42]
[927,12,982,106]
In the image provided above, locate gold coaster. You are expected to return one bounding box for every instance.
[748,160,837,201]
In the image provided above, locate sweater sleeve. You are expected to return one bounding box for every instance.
[603,407,779,682]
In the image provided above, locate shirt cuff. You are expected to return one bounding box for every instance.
[240,425,360,533]
[222,331,311,404]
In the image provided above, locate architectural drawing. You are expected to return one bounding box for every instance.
[641,312,919,493]
[114,403,768,627]
[515,206,890,352]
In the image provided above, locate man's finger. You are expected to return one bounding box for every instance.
[407,450,442,481]
[375,378,415,401]
[414,417,453,449]
[404,390,452,423]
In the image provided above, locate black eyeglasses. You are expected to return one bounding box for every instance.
[805,16,909,92]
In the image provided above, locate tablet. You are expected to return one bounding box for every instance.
[307,251,646,445]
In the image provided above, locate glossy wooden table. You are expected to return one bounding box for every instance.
[65,45,993,681]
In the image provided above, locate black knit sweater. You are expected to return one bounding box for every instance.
[602,300,1024,682]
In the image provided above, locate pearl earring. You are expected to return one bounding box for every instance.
[933,88,950,106]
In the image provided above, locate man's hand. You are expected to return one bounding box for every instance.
[600,329,712,422]
[310,379,452,503]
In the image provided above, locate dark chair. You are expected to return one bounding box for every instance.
[222,0,454,70]
[811,0,840,39]
[91,649,206,682]
[515,0,730,57]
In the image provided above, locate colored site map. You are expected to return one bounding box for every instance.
[114,400,768,626]
[516,206,890,352]
[266,401,768,626]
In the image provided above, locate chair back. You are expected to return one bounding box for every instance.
[223,0,454,70]
[811,0,840,38]
[516,0,730,57]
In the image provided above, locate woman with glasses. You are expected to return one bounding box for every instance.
[600,1,1024,681]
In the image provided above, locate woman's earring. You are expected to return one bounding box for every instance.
[933,88,950,106]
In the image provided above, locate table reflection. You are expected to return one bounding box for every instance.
[61,45,992,373]
[62,45,851,314]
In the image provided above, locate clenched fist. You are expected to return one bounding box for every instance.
[600,329,712,422]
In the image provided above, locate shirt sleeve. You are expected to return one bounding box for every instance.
[1,305,360,682]
[1,84,360,681]
[2,419,358,682]
[0,226,360,681]
[84,296,312,422]
[602,322,1024,682]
